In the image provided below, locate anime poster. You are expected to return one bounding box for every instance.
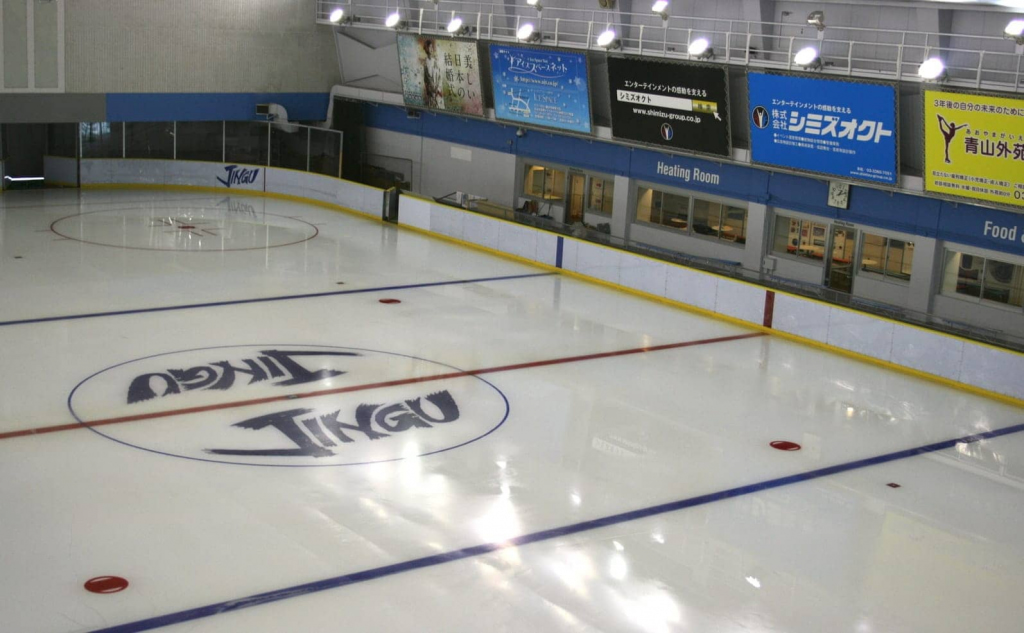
[924,90,1024,209]
[489,44,592,134]
[397,35,483,116]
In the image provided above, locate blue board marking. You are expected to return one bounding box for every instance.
[0,273,557,327]
[555,236,564,269]
[92,420,1024,632]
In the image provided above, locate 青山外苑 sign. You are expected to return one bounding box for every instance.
[397,35,483,116]
[489,44,592,134]
[924,90,1024,209]
[748,73,898,185]
[607,56,730,157]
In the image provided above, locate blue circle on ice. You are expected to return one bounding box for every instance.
[67,344,509,467]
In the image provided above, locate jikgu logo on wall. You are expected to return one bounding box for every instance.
[217,165,261,188]
[68,345,509,467]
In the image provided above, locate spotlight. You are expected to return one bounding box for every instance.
[806,10,825,31]
[918,57,947,81]
[517,22,541,42]
[385,11,404,29]
[329,8,344,23]
[596,27,620,49]
[793,46,821,70]
[447,16,470,35]
[527,0,543,10]
[688,37,713,59]
[652,0,669,20]
[1005,19,1024,45]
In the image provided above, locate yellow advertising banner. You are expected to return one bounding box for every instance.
[924,90,1024,209]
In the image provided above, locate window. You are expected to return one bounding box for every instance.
[636,187,689,230]
[942,251,1024,307]
[587,177,614,215]
[523,164,566,200]
[772,215,829,262]
[860,234,913,281]
[692,199,747,243]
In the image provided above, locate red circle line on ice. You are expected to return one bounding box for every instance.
[84,576,130,594]
[769,440,801,451]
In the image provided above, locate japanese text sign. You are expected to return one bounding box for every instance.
[748,73,898,185]
[925,90,1024,209]
[397,35,483,116]
[607,56,730,157]
[489,45,592,134]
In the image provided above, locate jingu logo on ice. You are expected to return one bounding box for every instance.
[217,165,260,188]
[68,345,509,467]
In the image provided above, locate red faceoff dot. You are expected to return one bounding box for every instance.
[770,441,802,451]
[887,483,902,488]
[379,298,401,304]
[84,576,129,594]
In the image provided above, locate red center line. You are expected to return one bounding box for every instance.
[0,332,765,442]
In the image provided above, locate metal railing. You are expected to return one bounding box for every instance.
[316,0,1024,94]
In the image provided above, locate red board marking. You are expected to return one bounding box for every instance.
[887,482,901,488]
[84,576,129,594]
[763,291,775,328]
[0,332,765,442]
[379,298,401,304]
[770,440,801,451]
[177,225,196,230]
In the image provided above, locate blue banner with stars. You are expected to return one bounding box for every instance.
[489,44,592,135]
[748,73,898,185]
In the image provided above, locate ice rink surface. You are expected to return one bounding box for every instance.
[1,189,1023,633]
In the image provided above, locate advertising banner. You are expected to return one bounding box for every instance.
[489,44,592,134]
[924,90,1024,209]
[747,73,897,185]
[607,56,730,157]
[397,35,483,116]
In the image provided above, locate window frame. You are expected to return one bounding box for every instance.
[769,212,831,266]
[940,247,1024,311]
[856,231,914,285]
[520,160,617,219]
[632,180,748,247]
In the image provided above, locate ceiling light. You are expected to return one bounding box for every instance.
[385,11,404,29]
[596,27,620,49]
[447,16,470,35]
[328,8,344,23]
[652,0,669,20]
[517,22,541,42]
[688,37,713,59]
[793,46,821,69]
[918,57,947,81]
[1005,19,1024,44]
[807,10,825,31]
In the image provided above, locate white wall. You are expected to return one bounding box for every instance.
[365,127,517,208]
[43,156,77,186]
[65,0,340,92]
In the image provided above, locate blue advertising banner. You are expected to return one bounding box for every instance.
[489,44,591,134]
[748,73,898,185]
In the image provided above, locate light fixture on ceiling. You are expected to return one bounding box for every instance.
[652,0,669,20]
[527,0,543,11]
[517,22,542,42]
[385,10,405,29]
[688,37,714,59]
[793,46,821,70]
[806,10,825,31]
[447,16,470,36]
[596,26,620,49]
[918,57,947,81]
[1005,18,1024,45]
[329,8,344,23]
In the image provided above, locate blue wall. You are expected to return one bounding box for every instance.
[106,93,331,122]
[364,104,1024,258]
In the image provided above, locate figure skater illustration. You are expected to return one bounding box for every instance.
[937,114,969,164]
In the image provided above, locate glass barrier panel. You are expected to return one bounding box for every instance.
[309,128,341,177]
[225,121,268,166]
[47,123,77,158]
[125,122,174,159]
[80,122,123,158]
[270,124,308,172]
[176,122,224,162]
